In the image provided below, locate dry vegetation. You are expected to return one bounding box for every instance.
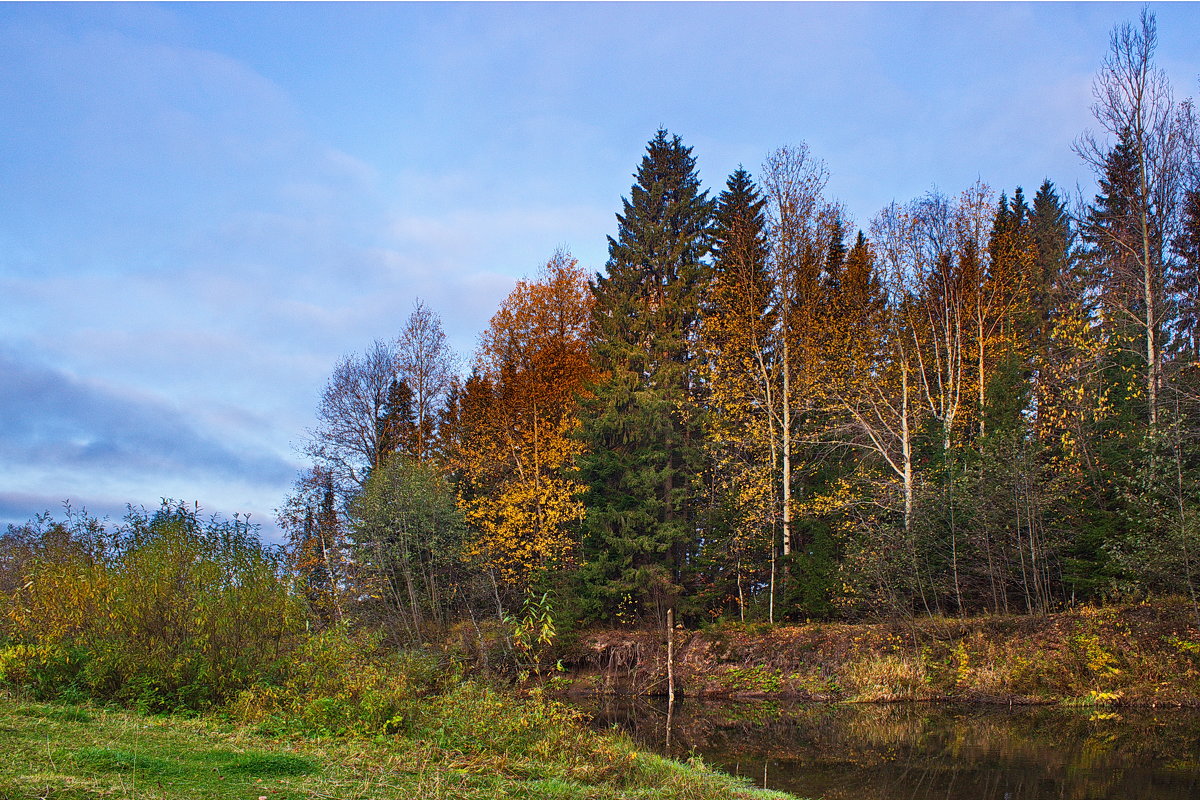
[550,600,1200,706]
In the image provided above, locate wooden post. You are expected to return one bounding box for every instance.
[666,607,675,704]
[665,681,674,751]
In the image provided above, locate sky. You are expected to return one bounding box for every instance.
[2,2,1199,541]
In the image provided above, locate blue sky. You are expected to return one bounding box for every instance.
[2,2,1198,539]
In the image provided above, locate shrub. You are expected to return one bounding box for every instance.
[0,502,306,710]
[231,626,452,735]
[0,642,90,701]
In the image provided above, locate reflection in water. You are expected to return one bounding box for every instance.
[570,697,1200,800]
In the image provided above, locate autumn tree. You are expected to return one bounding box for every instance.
[457,251,596,595]
[701,167,776,619]
[1076,9,1190,430]
[1027,179,1083,434]
[826,202,931,614]
[305,339,402,494]
[759,145,839,582]
[278,465,347,626]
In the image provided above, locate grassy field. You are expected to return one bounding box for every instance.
[0,695,797,800]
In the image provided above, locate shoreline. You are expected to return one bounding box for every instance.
[538,600,1200,708]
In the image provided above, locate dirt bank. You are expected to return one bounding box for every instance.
[546,599,1200,706]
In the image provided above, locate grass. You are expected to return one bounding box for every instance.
[0,694,798,800]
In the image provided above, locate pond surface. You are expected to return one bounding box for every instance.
[568,697,1200,799]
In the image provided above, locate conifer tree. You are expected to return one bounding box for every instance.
[980,187,1036,436]
[1028,179,1083,442]
[1075,9,1188,430]
[377,377,418,461]
[1171,187,1200,368]
[1029,181,1078,331]
[1083,130,1156,365]
[701,167,775,619]
[279,466,346,626]
[577,130,713,621]
[823,215,849,296]
[827,231,887,399]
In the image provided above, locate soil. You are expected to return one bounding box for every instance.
[543,600,1200,706]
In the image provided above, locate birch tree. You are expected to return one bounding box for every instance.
[1076,9,1189,430]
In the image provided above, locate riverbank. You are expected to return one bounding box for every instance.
[569,698,1200,800]
[0,693,796,800]
[547,599,1200,706]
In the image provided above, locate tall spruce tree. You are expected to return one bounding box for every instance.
[1028,179,1080,444]
[1066,136,1160,596]
[1029,180,1078,329]
[576,130,714,622]
[981,187,1035,435]
[701,167,776,619]
[1083,131,1152,341]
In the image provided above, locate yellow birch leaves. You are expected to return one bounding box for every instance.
[456,252,596,587]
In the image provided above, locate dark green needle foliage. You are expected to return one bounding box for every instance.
[575,130,714,623]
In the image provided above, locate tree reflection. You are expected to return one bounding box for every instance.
[574,699,1200,799]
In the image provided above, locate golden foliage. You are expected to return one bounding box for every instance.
[457,251,596,586]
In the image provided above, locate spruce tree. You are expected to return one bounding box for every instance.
[710,168,771,316]
[981,187,1035,435]
[1170,188,1200,367]
[1068,137,1161,596]
[1029,179,1077,328]
[1083,130,1149,334]
[822,215,848,296]
[700,167,775,619]
[708,167,773,356]
[576,130,713,621]
[377,377,417,462]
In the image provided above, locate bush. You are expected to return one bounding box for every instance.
[0,643,90,701]
[231,626,453,735]
[415,683,584,755]
[0,502,306,710]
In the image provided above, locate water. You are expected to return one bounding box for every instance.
[570,697,1200,799]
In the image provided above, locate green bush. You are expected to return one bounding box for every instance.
[0,643,90,701]
[0,502,306,710]
[415,683,584,756]
[231,626,453,735]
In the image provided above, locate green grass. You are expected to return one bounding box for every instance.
[0,695,798,800]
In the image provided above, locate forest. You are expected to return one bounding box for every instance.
[275,11,1200,639]
[4,12,1199,658]
[11,12,1200,800]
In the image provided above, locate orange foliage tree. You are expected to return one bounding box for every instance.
[457,251,596,589]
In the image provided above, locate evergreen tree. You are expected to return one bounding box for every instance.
[710,168,772,324]
[1170,188,1200,367]
[1029,179,1078,331]
[576,130,714,622]
[377,377,417,463]
[981,187,1035,435]
[823,215,849,296]
[829,231,888,391]
[700,167,775,619]
[279,466,346,626]
[1083,129,1168,431]
[1083,131,1149,327]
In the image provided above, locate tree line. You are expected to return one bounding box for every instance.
[283,11,1200,637]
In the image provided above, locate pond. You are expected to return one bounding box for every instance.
[568,697,1200,799]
